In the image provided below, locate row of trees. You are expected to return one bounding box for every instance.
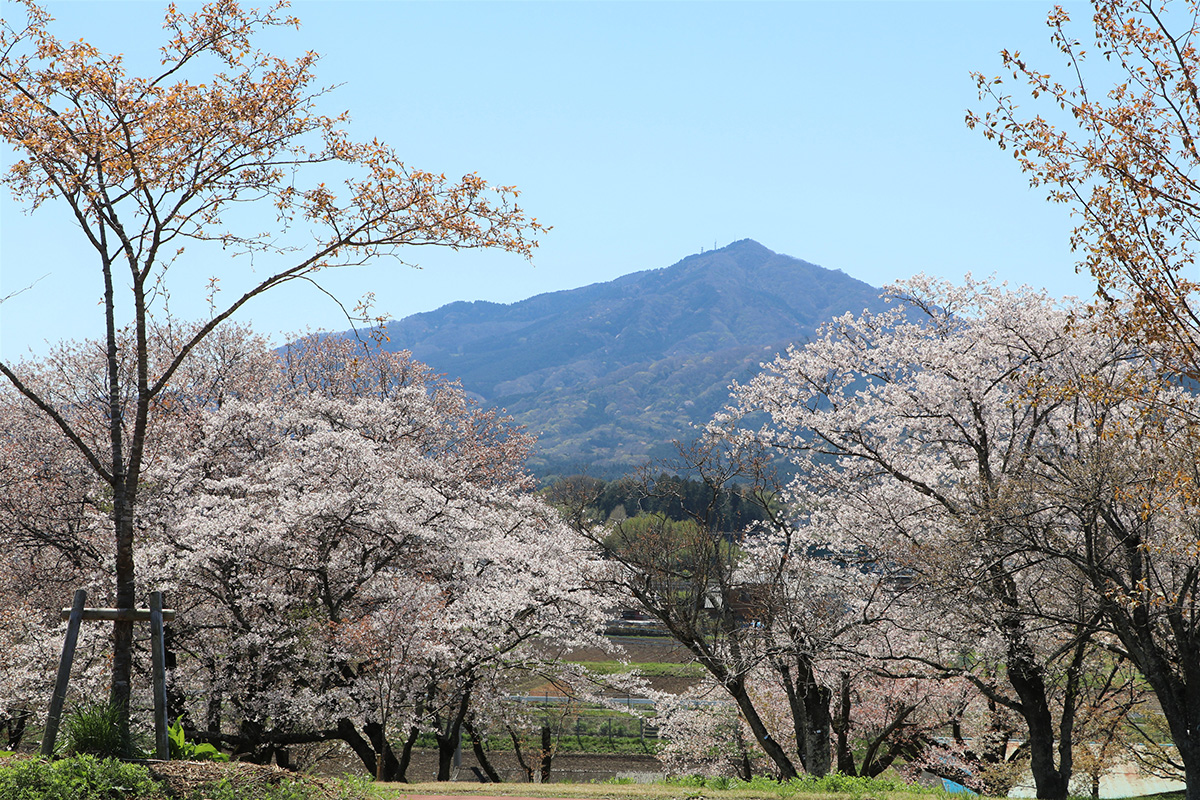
[560,275,1200,798]
[12,278,1188,796]
[570,1,1200,793]
[6,0,1200,795]
[0,329,614,779]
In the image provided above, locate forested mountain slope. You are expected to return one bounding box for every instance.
[373,239,889,474]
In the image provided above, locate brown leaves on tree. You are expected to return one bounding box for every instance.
[0,0,544,288]
[969,0,1200,379]
[0,0,546,711]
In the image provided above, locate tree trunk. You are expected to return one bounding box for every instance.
[110,498,137,710]
[3,711,27,751]
[799,676,832,776]
[507,726,534,782]
[337,719,401,781]
[833,671,856,775]
[396,725,420,782]
[724,674,799,779]
[435,685,473,781]
[436,732,459,781]
[1002,620,1070,800]
[363,721,401,781]
[1178,736,1200,800]
[776,655,832,776]
[539,724,553,783]
[464,718,501,783]
[1141,671,1200,800]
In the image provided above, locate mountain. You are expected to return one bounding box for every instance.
[375,239,889,475]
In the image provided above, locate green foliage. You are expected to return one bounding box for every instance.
[664,772,924,798]
[167,717,228,762]
[195,774,368,800]
[572,660,703,678]
[0,754,163,800]
[592,475,771,531]
[59,701,140,759]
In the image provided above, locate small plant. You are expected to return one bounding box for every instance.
[0,753,164,799]
[167,717,228,762]
[60,700,140,759]
[327,773,372,800]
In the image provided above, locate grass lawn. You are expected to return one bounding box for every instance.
[374,781,964,800]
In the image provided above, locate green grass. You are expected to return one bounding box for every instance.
[568,661,704,678]
[200,772,370,800]
[374,774,967,800]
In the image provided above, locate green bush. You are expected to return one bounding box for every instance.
[0,754,163,800]
[59,701,140,759]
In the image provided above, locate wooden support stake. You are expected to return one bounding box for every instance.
[149,592,169,760]
[41,589,86,757]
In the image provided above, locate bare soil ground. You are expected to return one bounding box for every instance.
[563,635,703,695]
[568,636,695,665]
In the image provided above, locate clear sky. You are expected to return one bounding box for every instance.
[0,0,1094,361]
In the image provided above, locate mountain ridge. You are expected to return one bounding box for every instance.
[372,239,889,473]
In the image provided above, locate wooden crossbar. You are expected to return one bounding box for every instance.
[59,608,177,622]
[42,590,174,761]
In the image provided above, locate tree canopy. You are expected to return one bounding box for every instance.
[0,0,544,710]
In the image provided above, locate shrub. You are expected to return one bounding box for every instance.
[0,754,163,799]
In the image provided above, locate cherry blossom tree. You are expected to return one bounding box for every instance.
[1017,364,1200,794]
[654,684,760,779]
[571,436,908,780]
[721,276,1136,798]
[0,321,276,737]
[133,334,609,778]
[0,0,544,713]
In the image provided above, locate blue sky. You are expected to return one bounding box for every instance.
[0,1,1093,360]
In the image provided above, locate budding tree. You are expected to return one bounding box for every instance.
[722,277,1138,799]
[1024,368,1200,794]
[967,4,1200,794]
[969,0,1200,379]
[0,0,544,711]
